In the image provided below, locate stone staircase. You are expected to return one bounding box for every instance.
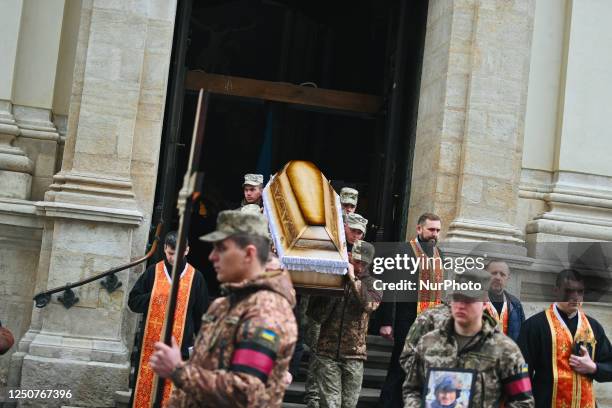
[114,335,392,408]
[282,335,392,408]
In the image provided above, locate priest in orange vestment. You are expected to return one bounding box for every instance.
[518,269,612,408]
[128,231,209,408]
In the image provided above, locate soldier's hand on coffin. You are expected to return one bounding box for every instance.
[380,325,393,340]
[569,345,597,375]
[347,263,356,281]
[150,337,182,378]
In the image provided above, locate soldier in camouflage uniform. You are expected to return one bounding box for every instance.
[428,376,465,408]
[403,268,534,407]
[343,212,367,253]
[303,213,369,408]
[241,173,264,209]
[149,210,297,408]
[399,302,452,377]
[399,281,499,393]
[307,240,383,408]
[339,187,358,214]
[240,203,262,214]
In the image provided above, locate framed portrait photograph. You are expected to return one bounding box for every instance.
[423,367,476,408]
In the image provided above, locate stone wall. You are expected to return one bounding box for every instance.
[0,0,177,406]
[0,205,42,383]
[10,1,178,406]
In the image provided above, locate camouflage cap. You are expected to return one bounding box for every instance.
[450,267,490,301]
[340,187,358,206]
[435,376,459,393]
[344,212,368,234]
[200,210,269,242]
[243,173,264,186]
[352,240,375,264]
[240,204,262,214]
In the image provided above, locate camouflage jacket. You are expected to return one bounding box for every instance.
[308,274,382,360]
[403,313,534,408]
[399,303,452,374]
[400,303,501,379]
[168,270,298,408]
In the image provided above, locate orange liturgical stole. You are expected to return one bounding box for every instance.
[133,261,195,408]
[545,304,597,408]
[486,297,509,335]
[410,238,443,315]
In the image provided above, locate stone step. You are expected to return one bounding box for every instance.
[284,381,380,407]
[114,390,131,408]
[293,366,387,388]
[366,334,395,351]
[364,349,392,369]
[282,403,307,408]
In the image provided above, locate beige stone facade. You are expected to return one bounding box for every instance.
[0,0,176,406]
[0,0,611,406]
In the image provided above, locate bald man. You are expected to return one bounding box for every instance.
[485,260,525,342]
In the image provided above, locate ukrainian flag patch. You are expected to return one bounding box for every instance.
[261,329,277,342]
[252,327,280,352]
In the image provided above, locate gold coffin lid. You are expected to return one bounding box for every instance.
[263,161,349,288]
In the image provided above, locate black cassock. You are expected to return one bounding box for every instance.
[518,308,612,408]
[128,261,209,375]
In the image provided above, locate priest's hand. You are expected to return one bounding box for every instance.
[150,337,182,378]
[569,346,597,375]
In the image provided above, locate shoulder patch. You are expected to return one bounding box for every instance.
[229,327,280,384]
[252,327,280,352]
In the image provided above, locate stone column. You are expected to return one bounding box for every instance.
[17,1,177,406]
[526,0,612,245]
[418,0,537,273]
[449,0,534,244]
[409,0,535,245]
[408,0,536,304]
[0,0,33,200]
[9,0,66,201]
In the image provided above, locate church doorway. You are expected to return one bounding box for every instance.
[152,0,429,296]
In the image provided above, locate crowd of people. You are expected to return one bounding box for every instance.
[124,173,612,408]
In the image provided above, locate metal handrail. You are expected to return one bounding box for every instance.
[33,223,163,309]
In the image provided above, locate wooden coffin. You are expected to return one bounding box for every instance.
[263,161,348,290]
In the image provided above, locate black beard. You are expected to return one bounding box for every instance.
[418,234,437,244]
[418,237,436,257]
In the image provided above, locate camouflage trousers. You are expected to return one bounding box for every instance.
[314,355,364,408]
[304,320,321,408]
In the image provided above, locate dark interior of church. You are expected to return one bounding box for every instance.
[150,0,429,296]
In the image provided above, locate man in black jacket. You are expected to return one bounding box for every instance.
[377,212,443,408]
[518,269,612,407]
